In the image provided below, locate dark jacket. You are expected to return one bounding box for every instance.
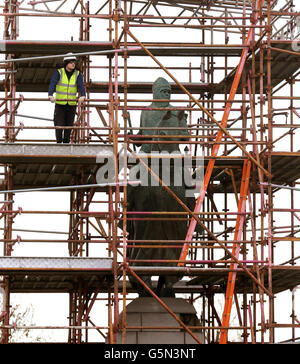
[48,67,86,97]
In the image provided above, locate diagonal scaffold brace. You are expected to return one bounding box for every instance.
[126,145,274,299]
[125,29,270,180]
[123,262,204,344]
[179,0,266,264]
[219,159,251,344]
[125,0,273,341]
[124,1,269,268]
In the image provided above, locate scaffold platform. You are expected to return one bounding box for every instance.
[0,143,113,190]
[1,144,300,193]
[2,258,300,296]
[1,41,298,94]
[0,256,113,293]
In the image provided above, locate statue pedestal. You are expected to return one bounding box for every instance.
[115,297,205,344]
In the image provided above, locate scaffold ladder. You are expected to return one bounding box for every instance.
[219,159,251,344]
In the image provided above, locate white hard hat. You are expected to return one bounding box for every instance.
[63,52,77,62]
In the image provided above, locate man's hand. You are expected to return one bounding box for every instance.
[79,96,85,103]
[48,96,55,103]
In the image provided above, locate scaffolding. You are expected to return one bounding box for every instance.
[0,0,300,344]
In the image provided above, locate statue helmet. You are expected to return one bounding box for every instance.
[152,77,171,93]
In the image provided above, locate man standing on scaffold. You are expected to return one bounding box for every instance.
[48,53,86,143]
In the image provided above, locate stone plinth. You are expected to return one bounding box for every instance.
[114,297,205,344]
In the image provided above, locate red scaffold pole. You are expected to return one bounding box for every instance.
[219,159,251,344]
[178,0,265,265]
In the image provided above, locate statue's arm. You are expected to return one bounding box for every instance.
[180,113,191,141]
[136,111,153,143]
[130,112,145,147]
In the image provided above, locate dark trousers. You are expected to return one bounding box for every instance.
[53,103,76,143]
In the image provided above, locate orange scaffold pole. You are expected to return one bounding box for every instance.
[219,159,251,344]
[178,0,265,264]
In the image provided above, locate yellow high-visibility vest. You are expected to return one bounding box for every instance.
[55,68,79,105]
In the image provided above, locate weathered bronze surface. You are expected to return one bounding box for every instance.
[126,78,201,297]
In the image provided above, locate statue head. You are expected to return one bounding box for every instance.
[152,77,171,106]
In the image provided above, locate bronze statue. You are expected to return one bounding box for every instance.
[126,77,201,297]
[136,77,189,153]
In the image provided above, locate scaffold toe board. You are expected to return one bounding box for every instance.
[0,256,113,272]
[0,143,113,190]
[184,266,300,295]
[215,41,300,93]
[0,40,244,57]
[0,40,114,55]
[0,143,113,163]
[206,153,300,193]
[0,256,113,293]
